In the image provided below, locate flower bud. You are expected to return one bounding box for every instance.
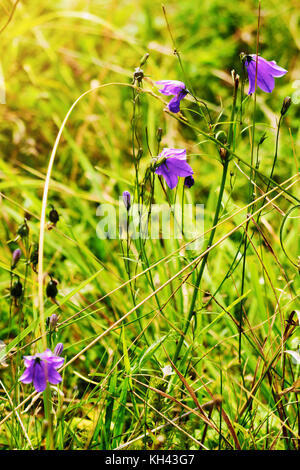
[49,206,59,224]
[219,147,228,161]
[11,279,23,298]
[30,244,39,268]
[122,191,131,211]
[156,127,163,143]
[281,96,291,116]
[54,343,64,356]
[11,249,21,269]
[139,53,149,67]
[17,220,29,238]
[184,176,195,188]
[46,279,58,299]
[49,313,58,330]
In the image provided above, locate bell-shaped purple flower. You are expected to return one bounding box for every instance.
[245,55,287,95]
[156,80,188,113]
[19,347,64,392]
[155,148,193,190]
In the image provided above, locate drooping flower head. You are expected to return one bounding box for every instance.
[19,346,64,392]
[243,54,287,95]
[155,80,188,113]
[155,148,193,190]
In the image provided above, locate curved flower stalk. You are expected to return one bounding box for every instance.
[244,55,287,94]
[155,80,188,113]
[19,345,64,392]
[154,148,193,190]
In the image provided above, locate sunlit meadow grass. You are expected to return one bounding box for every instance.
[0,0,299,451]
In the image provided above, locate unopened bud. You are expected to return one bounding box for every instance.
[156,127,163,143]
[184,176,195,188]
[49,313,58,330]
[17,220,29,238]
[122,191,131,211]
[11,279,23,298]
[219,147,228,161]
[281,96,291,116]
[46,279,58,299]
[49,206,59,224]
[11,249,21,269]
[30,244,39,268]
[140,53,149,67]
[54,343,64,356]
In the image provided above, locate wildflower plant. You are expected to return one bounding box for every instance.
[19,346,64,392]
[0,0,299,454]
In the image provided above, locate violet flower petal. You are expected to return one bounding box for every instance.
[165,158,194,177]
[33,362,47,392]
[19,368,33,384]
[155,80,186,96]
[155,163,179,189]
[160,148,187,160]
[168,90,188,113]
[46,366,63,385]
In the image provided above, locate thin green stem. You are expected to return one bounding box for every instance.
[173,156,229,363]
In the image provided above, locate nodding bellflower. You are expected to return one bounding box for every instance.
[19,346,64,392]
[155,148,193,190]
[155,80,188,113]
[244,54,287,95]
